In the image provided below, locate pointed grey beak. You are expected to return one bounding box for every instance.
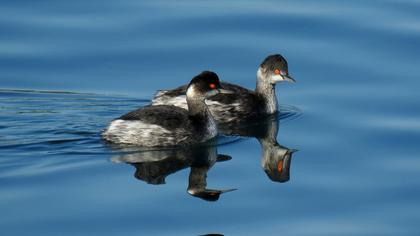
[218,88,234,94]
[218,188,237,193]
[288,148,298,154]
[282,75,296,83]
[189,188,237,201]
[216,154,232,162]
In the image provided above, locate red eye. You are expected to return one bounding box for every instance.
[277,160,283,172]
[209,83,216,89]
[274,69,281,75]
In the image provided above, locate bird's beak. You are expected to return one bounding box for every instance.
[282,74,296,83]
[272,74,296,83]
[218,88,234,94]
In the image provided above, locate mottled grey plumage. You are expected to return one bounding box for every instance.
[152,54,294,124]
[119,105,199,131]
[103,105,212,146]
[153,82,265,123]
[102,71,223,146]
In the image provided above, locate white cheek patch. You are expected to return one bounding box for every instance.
[186,85,197,98]
[271,74,284,83]
[258,67,284,83]
[257,67,264,79]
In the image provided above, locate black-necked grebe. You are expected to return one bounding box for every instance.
[102,71,231,146]
[152,54,295,123]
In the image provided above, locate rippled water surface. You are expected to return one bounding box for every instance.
[1,1,420,235]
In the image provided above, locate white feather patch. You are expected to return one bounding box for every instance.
[153,95,188,110]
[103,119,174,145]
[186,85,197,98]
[153,90,243,123]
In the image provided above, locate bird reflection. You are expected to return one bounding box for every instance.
[219,114,297,183]
[111,143,236,201]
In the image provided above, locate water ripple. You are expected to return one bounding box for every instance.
[0,88,300,167]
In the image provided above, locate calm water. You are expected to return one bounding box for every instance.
[1,1,420,235]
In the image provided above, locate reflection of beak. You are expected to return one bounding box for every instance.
[208,188,237,194]
[217,154,232,162]
[218,88,234,94]
[189,188,237,201]
[288,148,298,154]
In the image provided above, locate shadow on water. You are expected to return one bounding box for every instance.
[217,104,302,146]
[219,113,299,183]
[111,141,236,202]
[108,110,300,201]
[0,88,300,153]
[0,88,301,205]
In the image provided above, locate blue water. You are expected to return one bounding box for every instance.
[1,0,420,235]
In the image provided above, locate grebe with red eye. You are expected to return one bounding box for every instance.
[152,54,295,123]
[102,71,232,146]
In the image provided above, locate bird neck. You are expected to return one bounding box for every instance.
[255,69,278,114]
[187,97,211,119]
[256,118,280,156]
[187,96,217,138]
[257,132,278,151]
[187,165,208,194]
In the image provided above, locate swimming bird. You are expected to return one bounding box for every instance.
[102,71,231,146]
[152,54,295,123]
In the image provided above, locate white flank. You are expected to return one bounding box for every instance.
[103,119,173,145]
